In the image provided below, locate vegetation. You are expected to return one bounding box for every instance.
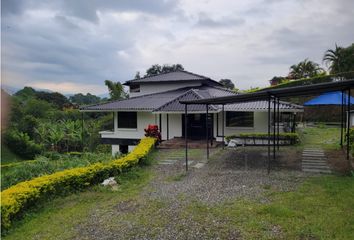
[288,58,325,79]
[2,87,113,160]
[69,93,101,105]
[226,132,299,142]
[323,43,354,76]
[298,125,341,149]
[1,152,112,190]
[218,79,235,89]
[3,170,353,239]
[104,80,127,100]
[1,137,156,231]
[143,63,184,77]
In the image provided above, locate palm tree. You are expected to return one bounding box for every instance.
[323,44,343,74]
[104,80,127,100]
[289,59,324,79]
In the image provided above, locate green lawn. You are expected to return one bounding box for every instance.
[298,125,341,149]
[3,166,354,239]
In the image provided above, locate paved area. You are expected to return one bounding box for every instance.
[302,148,331,174]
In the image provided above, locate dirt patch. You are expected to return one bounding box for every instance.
[326,149,352,174]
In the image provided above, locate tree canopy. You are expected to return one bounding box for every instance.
[144,64,184,77]
[219,79,235,89]
[323,43,354,75]
[288,59,325,79]
[104,80,127,100]
[69,93,101,105]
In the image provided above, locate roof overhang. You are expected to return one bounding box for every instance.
[180,79,354,105]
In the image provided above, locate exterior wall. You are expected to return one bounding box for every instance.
[214,111,271,141]
[130,81,202,97]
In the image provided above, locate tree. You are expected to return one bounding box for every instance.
[69,93,101,105]
[104,80,127,100]
[269,76,287,86]
[288,59,324,79]
[219,79,235,89]
[36,91,71,109]
[323,43,354,75]
[144,64,184,77]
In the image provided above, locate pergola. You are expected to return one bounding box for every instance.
[180,79,354,173]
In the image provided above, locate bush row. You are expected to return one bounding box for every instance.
[1,137,156,230]
[226,132,299,142]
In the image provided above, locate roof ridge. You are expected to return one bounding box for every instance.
[192,89,218,110]
[210,85,239,94]
[153,89,198,112]
[125,69,209,84]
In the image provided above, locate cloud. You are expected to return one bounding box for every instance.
[2,0,354,94]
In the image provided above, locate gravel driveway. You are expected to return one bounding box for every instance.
[76,147,313,240]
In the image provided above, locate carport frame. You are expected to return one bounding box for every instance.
[181,79,354,173]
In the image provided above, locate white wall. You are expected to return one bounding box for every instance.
[214,111,271,141]
[130,81,202,97]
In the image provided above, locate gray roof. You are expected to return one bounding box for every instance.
[124,70,221,86]
[81,85,303,113]
[224,101,303,112]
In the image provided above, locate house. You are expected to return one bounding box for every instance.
[80,70,303,155]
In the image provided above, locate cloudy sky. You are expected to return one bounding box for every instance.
[2,0,354,94]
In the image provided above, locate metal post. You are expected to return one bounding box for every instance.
[277,97,280,150]
[341,90,344,147]
[267,95,271,174]
[166,114,169,140]
[348,89,350,154]
[273,97,276,161]
[222,104,225,149]
[206,104,209,159]
[159,114,162,135]
[185,105,188,171]
[81,112,84,152]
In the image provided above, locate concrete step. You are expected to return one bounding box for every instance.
[303,151,325,154]
[302,168,331,174]
[302,153,326,156]
[302,166,330,171]
[302,161,328,165]
[302,164,330,169]
[302,163,329,168]
[302,157,326,160]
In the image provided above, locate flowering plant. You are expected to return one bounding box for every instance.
[144,124,161,142]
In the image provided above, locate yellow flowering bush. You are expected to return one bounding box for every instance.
[1,137,156,230]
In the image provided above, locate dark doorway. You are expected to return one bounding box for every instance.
[182,113,213,140]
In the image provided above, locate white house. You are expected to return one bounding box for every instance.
[80,70,303,155]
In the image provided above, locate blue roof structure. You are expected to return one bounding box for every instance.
[304,91,354,105]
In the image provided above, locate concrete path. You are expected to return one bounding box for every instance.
[157,149,208,168]
[302,148,331,174]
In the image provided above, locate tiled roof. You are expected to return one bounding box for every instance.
[224,101,303,112]
[124,70,221,85]
[80,85,303,112]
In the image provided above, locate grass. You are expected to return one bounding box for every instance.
[298,125,341,149]
[4,167,354,239]
[3,167,153,240]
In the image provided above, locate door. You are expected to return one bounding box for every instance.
[182,114,213,140]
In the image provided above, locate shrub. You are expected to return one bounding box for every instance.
[226,132,300,143]
[0,137,156,230]
[4,129,43,159]
[144,124,161,142]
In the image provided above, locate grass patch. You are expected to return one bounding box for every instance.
[3,167,152,240]
[298,125,341,149]
[183,175,354,239]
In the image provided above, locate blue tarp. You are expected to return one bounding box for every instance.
[304,91,354,105]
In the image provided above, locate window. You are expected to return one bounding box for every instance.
[118,112,137,129]
[226,112,254,127]
[130,84,140,93]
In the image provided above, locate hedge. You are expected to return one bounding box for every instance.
[1,137,156,230]
[225,132,299,142]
